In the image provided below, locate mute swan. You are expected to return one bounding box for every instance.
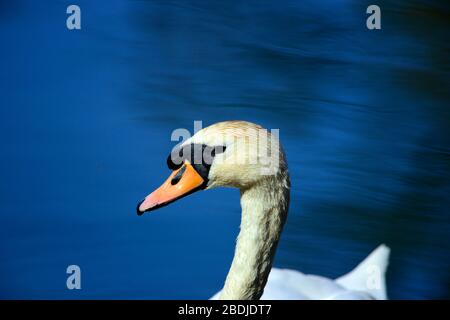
[137,121,390,300]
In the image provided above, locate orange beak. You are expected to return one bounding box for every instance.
[137,162,205,215]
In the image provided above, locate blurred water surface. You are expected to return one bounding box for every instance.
[0,1,449,299]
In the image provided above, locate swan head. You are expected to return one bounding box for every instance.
[137,120,287,215]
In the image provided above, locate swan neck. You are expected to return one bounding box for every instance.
[219,177,289,300]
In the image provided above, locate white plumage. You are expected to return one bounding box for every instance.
[211,244,390,300]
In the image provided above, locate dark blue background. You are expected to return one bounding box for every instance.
[0,1,449,299]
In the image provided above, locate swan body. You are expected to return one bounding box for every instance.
[137,120,391,300]
[211,244,390,300]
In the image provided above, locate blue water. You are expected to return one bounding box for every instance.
[0,1,449,299]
